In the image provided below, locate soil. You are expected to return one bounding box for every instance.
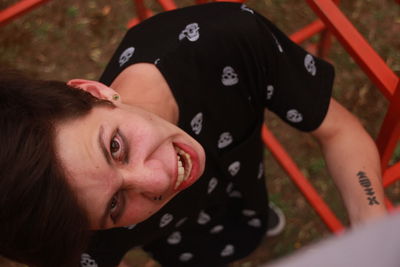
[0,0,399,266]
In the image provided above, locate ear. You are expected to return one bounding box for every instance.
[67,79,120,102]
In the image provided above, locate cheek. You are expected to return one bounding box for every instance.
[122,193,177,226]
[122,198,162,225]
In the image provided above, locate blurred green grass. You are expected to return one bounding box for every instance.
[0,0,399,266]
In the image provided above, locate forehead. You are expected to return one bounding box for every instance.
[54,108,116,224]
[54,108,105,180]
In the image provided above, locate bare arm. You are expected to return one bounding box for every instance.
[311,98,387,225]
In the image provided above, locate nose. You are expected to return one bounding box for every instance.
[121,158,172,199]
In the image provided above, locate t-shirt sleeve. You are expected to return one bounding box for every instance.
[250,8,335,132]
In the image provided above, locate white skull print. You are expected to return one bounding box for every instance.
[218,132,233,149]
[226,182,234,194]
[124,224,136,230]
[221,66,239,86]
[175,217,188,228]
[242,209,256,217]
[228,161,241,176]
[167,231,182,245]
[266,85,274,100]
[208,177,218,194]
[197,210,211,225]
[81,253,98,267]
[229,190,242,198]
[258,162,264,179]
[179,252,193,262]
[119,47,135,67]
[304,54,317,76]
[240,4,254,14]
[159,213,173,228]
[286,109,303,123]
[179,23,200,42]
[190,112,203,135]
[248,218,262,228]
[220,244,235,257]
[272,34,284,53]
[210,224,224,234]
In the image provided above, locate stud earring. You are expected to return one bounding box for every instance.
[112,94,120,101]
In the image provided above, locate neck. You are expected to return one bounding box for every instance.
[110,63,179,124]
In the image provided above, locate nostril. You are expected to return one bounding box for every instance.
[142,192,164,202]
[152,195,163,201]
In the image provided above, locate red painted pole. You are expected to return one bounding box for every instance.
[306,0,398,100]
[290,19,325,44]
[262,125,345,234]
[0,0,51,27]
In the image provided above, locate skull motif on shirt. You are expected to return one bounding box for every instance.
[221,66,239,86]
[81,253,98,267]
[304,54,317,76]
[220,244,235,257]
[119,47,135,67]
[228,161,241,176]
[190,112,203,135]
[286,109,303,123]
[179,252,193,262]
[208,177,218,194]
[218,132,233,149]
[159,213,173,228]
[167,231,182,245]
[179,23,200,42]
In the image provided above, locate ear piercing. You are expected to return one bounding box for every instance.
[153,195,163,201]
[112,94,120,101]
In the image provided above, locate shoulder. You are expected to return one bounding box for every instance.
[132,2,260,34]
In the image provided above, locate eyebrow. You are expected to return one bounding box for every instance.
[98,125,111,229]
[98,125,111,166]
[97,126,129,229]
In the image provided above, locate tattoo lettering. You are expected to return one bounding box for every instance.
[357,171,380,205]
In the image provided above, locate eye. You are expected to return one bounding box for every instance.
[110,135,124,161]
[109,193,120,222]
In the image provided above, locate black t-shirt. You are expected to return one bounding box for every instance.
[81,3,334,267]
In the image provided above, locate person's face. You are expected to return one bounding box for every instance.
[55,102,205,230]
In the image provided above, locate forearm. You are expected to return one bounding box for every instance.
[319,118,386,225]
[312,99,387,225]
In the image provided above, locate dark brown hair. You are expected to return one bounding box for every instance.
[0,70,113,267]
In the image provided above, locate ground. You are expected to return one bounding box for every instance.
[0,0,399,266]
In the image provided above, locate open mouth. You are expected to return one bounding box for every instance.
[174,146,193,190]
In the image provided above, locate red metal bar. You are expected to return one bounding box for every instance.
[262,125,345,234]
[384,197,395,211]
[376,82,400,169]
[316,27,333,58]
[290,19,325,44]
[383,162,400,187]
[156,0,178,11]
[214,0,245,2]
[0,0,51,27]
[306,0,398,100]
[128,0,154,28]
[133,0,149,21]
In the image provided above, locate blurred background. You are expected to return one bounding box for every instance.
[0,0,399,266]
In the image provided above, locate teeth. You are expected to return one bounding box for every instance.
[174,147,192,189]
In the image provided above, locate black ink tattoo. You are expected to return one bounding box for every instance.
[357,171,380,205]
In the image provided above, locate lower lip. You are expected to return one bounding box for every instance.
[173,142,201,191]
